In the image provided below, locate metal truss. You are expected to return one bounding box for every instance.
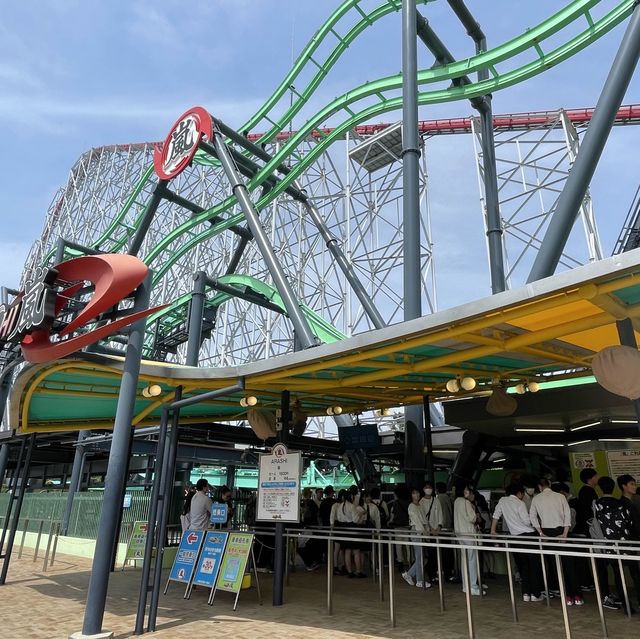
[471,109,604,288]
[21,130,435,439]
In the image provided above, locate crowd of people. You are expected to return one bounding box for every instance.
[289,472,640,613]
[181,470,640,614]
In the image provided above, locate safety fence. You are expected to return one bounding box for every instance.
[248,526,640,639]
[0,492,152,542]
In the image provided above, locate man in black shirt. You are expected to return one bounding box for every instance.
[319,485,336,527]
[575,468,599,536]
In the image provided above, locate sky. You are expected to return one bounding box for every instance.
[0,0,639,312]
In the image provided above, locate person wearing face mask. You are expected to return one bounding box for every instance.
[420,481,443,583]
[454,485,485,596]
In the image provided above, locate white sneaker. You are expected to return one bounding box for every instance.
[402,572,415,586]
[530,595,545,602]
[415,581,432,589]
[523,594,531,602]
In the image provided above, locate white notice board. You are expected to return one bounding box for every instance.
[256,443,302,523]
[607,448,640,479]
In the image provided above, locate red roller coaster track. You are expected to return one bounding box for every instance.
[87,104,640,155]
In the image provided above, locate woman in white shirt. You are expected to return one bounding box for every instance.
[330,489,348,575]
[402,488,432,589]
[454,485,484,596]
[333,491,366,578]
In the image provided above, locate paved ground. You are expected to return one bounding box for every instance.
[0,552,638,639]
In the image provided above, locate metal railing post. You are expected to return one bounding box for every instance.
[436,537,445,612]
[42,520,55,572]
[590,548,608,638]
[554,553,572,639]
[50,522,60,567]
[505,541,518,622]
[462,546,475,639]
[539,538,550,607]
[616,545,631,619]
[378,534,384,602]
[33,519,44,562]
[387,540,395,627]
[327,537,333,615]
[18,519,29,559]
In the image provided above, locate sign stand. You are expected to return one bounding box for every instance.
[185,530,229,599]
[122,521,148,570]
[209,532,262,610]
[164,530,205,598]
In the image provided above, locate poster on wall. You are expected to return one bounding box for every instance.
[607,449,640,478]
[571,452,596,470]
[256,443,301,523]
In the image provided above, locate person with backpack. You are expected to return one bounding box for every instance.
[593,476,636,612]
[370,487,389,529]
[319,485,336,528]
[454,485,486,596]
[389,485,411,571]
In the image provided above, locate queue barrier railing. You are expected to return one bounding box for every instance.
[249,525,640,639]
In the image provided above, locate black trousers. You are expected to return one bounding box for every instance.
[512,532,542,597]
[542,527,580,597]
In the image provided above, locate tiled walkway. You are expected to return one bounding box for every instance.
[0,553,638,639]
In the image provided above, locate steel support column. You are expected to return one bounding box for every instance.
[134,409,169,635]
[61,430,89,536]
[272,390,290,607]
[422,396,434,485]
[0,444,8,491]
[402,0,425,473]
[127,180,167,257]
[528,4,640,282]
[186,271,207,367]
[147,388,182,633]
[80,273,151,637]
[212,132,317,349]
[0,434,35,585]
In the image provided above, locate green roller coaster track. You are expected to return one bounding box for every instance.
[48,0,637,349]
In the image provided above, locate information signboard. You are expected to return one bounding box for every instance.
[165,530,205,592]
[256,443,301,523]
[215,532,254,594]
[210,503,228,525]
[123,520,148,567]
[607,448,640,478]
[188,531,229,595]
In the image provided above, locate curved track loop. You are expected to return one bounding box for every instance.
[53,0,637,326]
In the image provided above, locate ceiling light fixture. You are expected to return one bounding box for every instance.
[600,438,640,442]
[326,406,343,416]
[567,440,592,447]
[142,384,162,398]
[570,421,600,432]
[515,428,565,433]
[524,443,565,447]
[240,396,258,407]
